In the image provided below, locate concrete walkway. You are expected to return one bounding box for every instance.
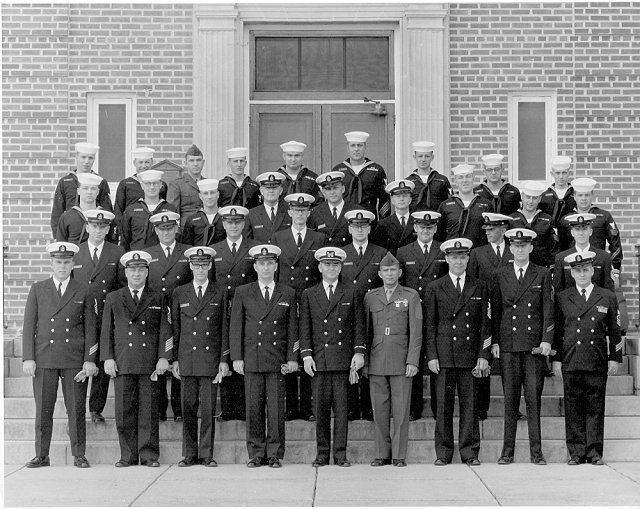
[4,462,640,506]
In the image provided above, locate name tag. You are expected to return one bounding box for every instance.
[178,259,187,263]
[107,262,115,266]
[341,302,351,306]
[74,300,84,304]
[597,306,608,314]
[406,261,416,265]
[278,301,290,307]
[394,298,408,308]
[343,262,354,266]
[366,167,378,172]
[150,259,159,263]
[471,296,482,300]
[74,265,82,269]
[532,285,541,289]
[149,306,161,310]
[214,257,222,262]
[318,224,326,229]
[255,225,264,229]
[180,303,190,308]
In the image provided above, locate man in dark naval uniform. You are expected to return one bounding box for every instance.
[101,250,172,467]
[51,142,112,238]
[341,209,386,421]
[397,211,448,420]
[491,228,554,465]
[538,155,575,228]
[171,246,229,467]
[244,172,292,243]
[273,193,326,422]
[212,206,256,421]
[405,141,452,213]
[230,245,299,469]
[300,247,366,467]
[217,147,261,209]
[473,153,521,216]
[181,178,226,247]
[309,171,359,247]
[370,180,417,255]
[73,210,126,424]
[276,140,322,204]
[331,131,389,218]
[552,251,622,465]
[437,164,493,248]
[424,238,491,466]
[22,242,98,469]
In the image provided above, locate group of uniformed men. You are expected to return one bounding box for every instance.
[23,131,623,470]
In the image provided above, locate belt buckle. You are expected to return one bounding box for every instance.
[385,327,390,336]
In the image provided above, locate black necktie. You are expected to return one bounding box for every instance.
[401,216,406,228]
[166,246,171,259]
[358,246,364,260]
[197,286,203,301]
[456,277,462,294]
[333,207,338,221]
[496,245,501,260]
[231,242,237,256]
[264,286,270,305]
[270,207,276,222]
[328,284,334,302]
[92,247,99,265]
[133,289,139,305]
[423,244,429,258]
[582,288,587,302]
[57,282,63,299]
[297,233,303,248]
[518,267,524,282]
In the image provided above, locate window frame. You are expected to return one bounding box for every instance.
[250,30,394,100]
[86,92,137,194]
[507,90,557,188]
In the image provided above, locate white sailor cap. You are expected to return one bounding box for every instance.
[571,177,597,193]
[551,156,572,171]
[139,170,164,183]
[520,181,548,197]
[481,212,512,229]
[197,178,219,193]
[481,154,504,168]
[280,141,307,153]
[412,141,436,153]
[345,209,375,224]
[76,172,104,187]
[564,213,597,227]
[226,147,248,159]
[344,131,369,143]
[132,147,155,159]
[452,164,475,176]
[75,142,99,155]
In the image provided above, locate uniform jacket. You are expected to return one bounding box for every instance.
[553,246,614,294]
[552,285,622,372]
[509,210,559,268]
[474,181,522,216]
[396,240,448,296]
[56,206,116,245]
[23,278,98,368]
[308,201,359,247]
[218,175,261,209]
[120,199,177,251]
[229,282,298,372]
[332,158,389,218]
[490,263,554,352]
[50,170,113,237]
[364,285,423,375]
[340,242,386,300]
[171,282,230,377]
[406,169,452,213]
[557,206,623,270]
[299,283,366,371]
[370,214,417,255]
[114,175,167,228]
[467,242,514,283]
[211,237,258,299]
[73,241,126,321]
[436,195,494,248]
[144,242,193,298]
[424,274,492,368]
[272,228,325,299]
[100,286,172,374]
[181,210,227,246]
[276,167,323,205]
[244,203,292,243]
[167,173,203,226]
[538,185,575,227]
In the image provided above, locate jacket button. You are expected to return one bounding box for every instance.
[577,341,581,345]
[453,337,457,341]
[51,319,54,322]
[193,346,197,350]
[577,318,581,321]
[227,275,231,279]
[103,289,107,293]
[325,344,329,347]
[528,327,531,331]
[228,286,231,290]
[206,317,210,320]
[162,278,166,281]
[273,321,277,324]
[338,330,342,334]
[590,340,594,344]
[512,316,517,320]
[338,342,342,346]
[528,303,531,307]
[258,342,262,346]
[258,332,262,335]
[273,341,277,345]
[338,318,341,322]
[466,312,469,316]
[66,328,69,332]
[353,280,357,284]
[577,329,581,333]
[206,346,209,350]
[291,277,294,280]
[324,331,328,335]
[66,339,69,343]
[51,329,55,332]
[324,319,328,323]
[50,339,54,343]
[513,327,516,331]
[513,305,517,308]
[66,318,70,322]
[129,332,132,335]
[419,287,422,291]
[291,266,295,270]
[528,315,531,319]
[591,329,595,333]
[129,343,133,347]
[176,276,180,279]
[206,332,210,336]
[142,332,146,336]
[142,321,145,325]
[591,317,595,321]
[129,321,132,325]
[258,321,262,324]
[194,317,197,320]
[102,280,106,283]
[193,332,197,335]
[273,332,277,335]
[242,274,245,277]
[142,343,146,347]
[452,325,456,329]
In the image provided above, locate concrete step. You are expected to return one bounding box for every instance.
[4,372,635,398]
[6,394,640,420]
[7,437,640,465]
[6,415,640,442]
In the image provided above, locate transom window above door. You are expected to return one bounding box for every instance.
[252,34,393,100]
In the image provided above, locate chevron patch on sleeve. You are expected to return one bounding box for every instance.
[616,341,623,352]
[546,324,554,333]
[482,337,491,349]
[222,348,230,357]
[293,340,300,352]
[165,337,174,352]
[89,344,98,356]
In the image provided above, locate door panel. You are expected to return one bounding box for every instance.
[250,104,321,177]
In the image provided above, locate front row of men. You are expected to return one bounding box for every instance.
[23,213,621,468]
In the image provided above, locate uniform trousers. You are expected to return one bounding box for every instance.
[33,367,87,457]
[312,371,349,463]
[500,352,546,459]
[369,374,412,460]
[89,361,111,413]
[286,371,313,418]
[347,375,372,419]
[181,376,218,459]
[114,374,160,464]
[563,371,608,461]
[158,372,181,418]
[434,368,480,462]
[245,371,286,460]
[220,370,246,419]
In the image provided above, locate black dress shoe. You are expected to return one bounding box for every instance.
[347,412,360,421]
[90,411,105,423]
[393,459,407,467]
[591,456,605,466]
[477,412,488,421]
[497,456,513,465]
[174,415,183,422]
[361,412,374,421]
[370,458,391,467]
[158,414,167,422]
[517,412,527,421]
[201,457,218,467]
[465,458,481,466]
[434,458,448,466]
[312,458,327,467]
[532,456,547,465]
[217,412,232,422]
[268,457,282,468]
[285,411,299,421]
[304,414,316,422]
[336,459,352,467]
[247,457,264,468]
[568,457,580,465]
[26,456,50,468]
[74,455,90,468]
[115,460,132,468]
[142,460,160,467]
[178,457,197,467]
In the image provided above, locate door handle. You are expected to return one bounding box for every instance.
[363,97,387,116]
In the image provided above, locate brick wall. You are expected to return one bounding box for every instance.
[449,2,640,330]
[2,3,193,329]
